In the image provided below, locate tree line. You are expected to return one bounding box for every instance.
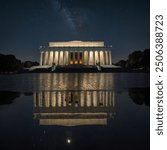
[115,49,150,71]
[0,53,39,73]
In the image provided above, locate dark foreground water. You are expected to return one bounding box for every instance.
[0,73,149,150]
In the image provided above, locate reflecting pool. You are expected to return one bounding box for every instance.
[0,73,149,150]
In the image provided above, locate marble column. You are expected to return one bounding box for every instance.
[77,51,80,64]
[88,51,90,65]
[63,51,65,65]
[43,52,45,65]
[107,51,110,65]
[65,51,67,65]
[82,50,84,65]
[58,51,60,65]
[48,52,50,65]
[98,51,100,64]
[50,51,54,65]
[40,52,43,66]
[105,51,108,65]
[46,51,48,65]
[84,51,88,65]
[100,51,103,65]
[60,51,63,65]
[53,51,56,65]
[44,52,48,65]
[109,51,112,65]
[103,51,106,65]
[67,51,69,65]
[54,51,58,65]
[94,51,97,64]
[73,51,75,64]
[93,51,95,65]
[68,50,70,65]
[64,51,67,65]
[90,51,94,65]
[47,51,50,65]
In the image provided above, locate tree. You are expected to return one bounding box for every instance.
[0,54,22,72]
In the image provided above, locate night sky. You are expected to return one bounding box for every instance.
[0,0,149,63]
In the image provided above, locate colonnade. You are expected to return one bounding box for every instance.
[40,50,112,66]
[33,90,115,108]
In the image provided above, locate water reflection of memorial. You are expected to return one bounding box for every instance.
[33,90,115,126]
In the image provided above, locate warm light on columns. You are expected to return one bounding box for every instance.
[100,51,104,65]
[59,51,64,65]
[105,51,109,65]
[54,51,58,65]
[65,51,68,65]
[107,51,110,65]
[103,51,106,65]
[41,49,112,66]
[84,51,88,65]
[47,51,50,65]
[44,51,49,65]
[49,51,54,65]
[95,51,99,64]
[40,52,43,66]
[89,51,93,65]
[110,51,112,65]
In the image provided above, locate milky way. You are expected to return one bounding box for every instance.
[52,0,87,34]
[0,0,150,62]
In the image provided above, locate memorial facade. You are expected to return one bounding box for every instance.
[39,41,112,66]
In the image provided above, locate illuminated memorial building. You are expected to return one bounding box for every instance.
[33,74,115,126]
[39,41,112,66]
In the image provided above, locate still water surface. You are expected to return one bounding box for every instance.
[0,73,149,150]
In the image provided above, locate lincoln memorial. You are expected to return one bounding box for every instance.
[39,41,112,66]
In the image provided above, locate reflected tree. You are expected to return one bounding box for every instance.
[128,88,150,106]
[0,91,20,105]
[24,92,33,96]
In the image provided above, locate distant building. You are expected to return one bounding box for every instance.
[39,41,112,66]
